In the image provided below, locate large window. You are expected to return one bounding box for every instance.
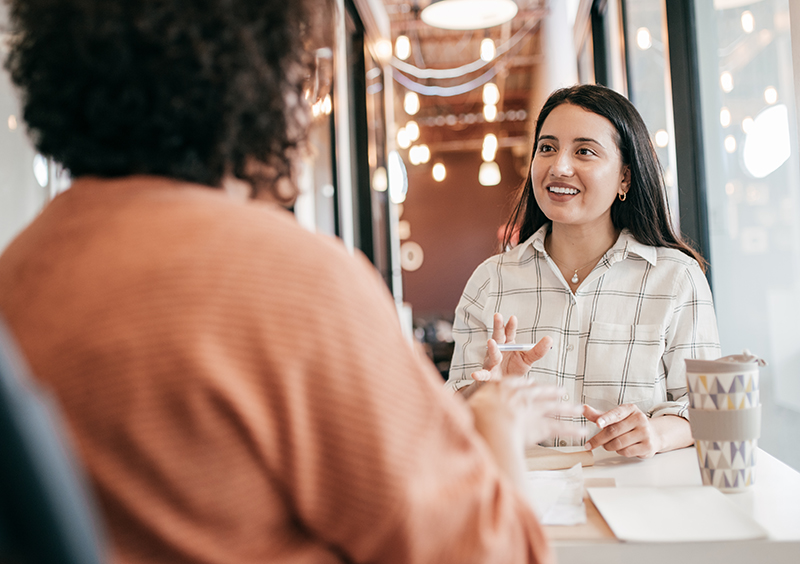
[693,0,800,470]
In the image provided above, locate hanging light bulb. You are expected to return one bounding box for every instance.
[741,11,755,34]
[482,82,500,105]
[636,27,652,50]
[405,120,420,141]
[478,161,501,186]
[395,35,411,61]
[480,38,496,61]
[483,104,497,122]
[404,91,420,115]
[720,107,731,127]
[372,166,388,192]
[396,127,411,149]
[432,162,446,182]
[482,133,498,162]
[418,144,431,163]
[720,71,734,93]
[376,39,393,62]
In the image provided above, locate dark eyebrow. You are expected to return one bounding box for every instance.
[574,136,604,147]
[537,134,606,148]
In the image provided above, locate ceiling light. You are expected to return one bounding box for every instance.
[397,127,411,149]
[479,161,501,186]
[372,166,388,192]
[480,38,496,61]
[376,39,393,62]
[395,35,411,61]
[741,117,754,133]
[432,163,447,182]
[421,0,518,31]
[483,104,497,122]
[743,104,790,178]
[404,91,420,115]
[741,11,755,33]
[654,129,669,148]
[408,145,431,166]
[724,135,737,153]
[482,82,500,105]
[482,133,498,162]
[405,120,420,141]
[720,107,731,127]
[636,28,652,50]
[720,71,734,93]
[764,86,778,104]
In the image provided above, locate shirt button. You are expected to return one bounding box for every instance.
[559,440,568,447]
[566,344,575,351]
[562,394,570,401]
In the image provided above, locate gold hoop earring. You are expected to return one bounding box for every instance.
[618,192,627,202]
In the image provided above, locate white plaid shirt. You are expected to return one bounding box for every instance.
[447,225,721,446]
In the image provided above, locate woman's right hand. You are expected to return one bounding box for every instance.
[470,313,552,382]
[467,379,585,487]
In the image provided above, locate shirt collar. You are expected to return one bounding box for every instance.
[525,224,657,266]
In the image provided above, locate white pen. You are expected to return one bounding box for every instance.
[495,343,535,352]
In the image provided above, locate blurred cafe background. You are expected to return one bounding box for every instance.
[2,0,800,470]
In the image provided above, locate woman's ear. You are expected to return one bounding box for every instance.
[620,165,631,197]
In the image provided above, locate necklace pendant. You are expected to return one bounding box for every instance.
[571,272,579,284]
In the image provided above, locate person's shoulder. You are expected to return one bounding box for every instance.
[653,246,703,272]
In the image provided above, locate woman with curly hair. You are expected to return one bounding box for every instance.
[0,1,578,563]
[448,84,720,460]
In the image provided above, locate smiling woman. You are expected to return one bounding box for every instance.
[447,84,721,460]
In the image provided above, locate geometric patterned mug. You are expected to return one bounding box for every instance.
[685,351,766,493]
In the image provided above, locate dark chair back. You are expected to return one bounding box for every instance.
[0,318,107,563]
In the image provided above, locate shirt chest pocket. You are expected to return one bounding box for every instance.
[583,322,665,411]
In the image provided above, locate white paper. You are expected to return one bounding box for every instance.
[587,486,768,542]
[525,463,587,526]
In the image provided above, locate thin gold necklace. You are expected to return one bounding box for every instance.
[546,245,608,284]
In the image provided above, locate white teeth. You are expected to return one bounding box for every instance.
[549,186,579,195]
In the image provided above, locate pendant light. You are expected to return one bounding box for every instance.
[420,0,518,31]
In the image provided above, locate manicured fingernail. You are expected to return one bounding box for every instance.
[597,418,606,428]
[584,443,593,450]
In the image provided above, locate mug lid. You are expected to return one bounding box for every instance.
[685,349,767,373]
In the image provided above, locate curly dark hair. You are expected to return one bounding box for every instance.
[3,0,332,199]
[504,83,706,270]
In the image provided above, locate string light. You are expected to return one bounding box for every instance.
[720,107,731,128]
[636,28,652,50]
[480,38,496,62]
[482,82,500,105]
[404,91,420,115]
[720,72,734,93]
[395,35,411,61]
[432,163,446,182]
[482,134,498,162]
[405,120,420,141]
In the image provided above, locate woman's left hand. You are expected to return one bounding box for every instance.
[582,404,662,458]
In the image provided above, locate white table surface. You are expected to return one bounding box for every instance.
[552,446,800,564]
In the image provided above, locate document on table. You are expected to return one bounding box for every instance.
[525,463,587,526]
[587,486,769,542]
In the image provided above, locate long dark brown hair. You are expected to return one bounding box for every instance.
[503,84,706,270]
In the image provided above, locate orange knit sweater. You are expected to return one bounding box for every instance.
[0,176,552,564]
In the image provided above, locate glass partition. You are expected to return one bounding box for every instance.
[694,0,800,470]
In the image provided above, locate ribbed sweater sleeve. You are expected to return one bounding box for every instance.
[0,176,552,564]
